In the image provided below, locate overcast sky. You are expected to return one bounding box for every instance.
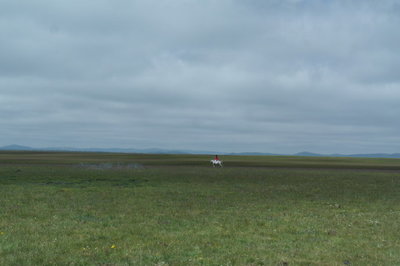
[1,0,400,154]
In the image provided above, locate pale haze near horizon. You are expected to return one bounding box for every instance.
[1,0,400,154]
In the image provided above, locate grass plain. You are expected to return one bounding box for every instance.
[1,151,400,265]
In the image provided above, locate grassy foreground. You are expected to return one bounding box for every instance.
[1,152,400,265]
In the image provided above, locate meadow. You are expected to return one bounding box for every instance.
[1,151,400,265]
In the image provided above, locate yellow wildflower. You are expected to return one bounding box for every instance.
[111,244,116,249]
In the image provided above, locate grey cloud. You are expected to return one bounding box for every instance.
[1,0,400,153]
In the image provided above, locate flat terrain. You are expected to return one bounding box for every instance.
[1,151,400,265]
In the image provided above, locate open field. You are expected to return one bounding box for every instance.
[1,151,400,265]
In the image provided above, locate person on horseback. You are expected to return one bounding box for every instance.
[211,155,223,167]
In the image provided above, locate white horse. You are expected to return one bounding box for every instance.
[210,159,223,167]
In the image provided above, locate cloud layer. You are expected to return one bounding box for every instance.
[1,0,400,153]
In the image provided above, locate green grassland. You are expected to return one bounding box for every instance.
[1,152,400,265]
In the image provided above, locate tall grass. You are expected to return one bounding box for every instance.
[1,152,400,265]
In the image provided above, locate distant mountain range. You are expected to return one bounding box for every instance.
[0,144,200,154]
[1,144,400,158]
